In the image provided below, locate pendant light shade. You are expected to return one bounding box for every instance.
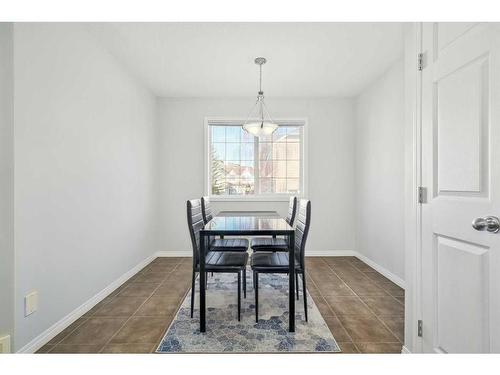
[243,121,279,137]
[242,57,278,138]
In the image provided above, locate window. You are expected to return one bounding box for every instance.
[206,119,305,198]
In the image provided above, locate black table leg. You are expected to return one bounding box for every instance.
[200,232,206,333]
[288,231,295,332]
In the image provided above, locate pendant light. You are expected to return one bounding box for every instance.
[242,57,278,137]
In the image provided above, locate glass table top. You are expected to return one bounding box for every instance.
[202,216,294,234]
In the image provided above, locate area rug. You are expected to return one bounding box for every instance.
[156,268,341,353]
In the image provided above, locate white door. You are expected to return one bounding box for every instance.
[421,22,500,353]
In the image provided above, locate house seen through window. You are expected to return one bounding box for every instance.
[208,123,304,197]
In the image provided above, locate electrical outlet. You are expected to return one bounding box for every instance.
[25,291,38,316]
[0,335,11,353]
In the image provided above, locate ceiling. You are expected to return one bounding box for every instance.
[86,23,404,98]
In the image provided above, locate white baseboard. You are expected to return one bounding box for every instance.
[354,252,406,289]
[401,345,411,354]
[154,250,405,289]
[17,254,156,353]
[17,249,405,353]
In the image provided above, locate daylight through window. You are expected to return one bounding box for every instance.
[208,123,304,197]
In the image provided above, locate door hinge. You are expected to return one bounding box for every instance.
[418,186,427,204]
[417,320,423,337]
[418,53,424,71]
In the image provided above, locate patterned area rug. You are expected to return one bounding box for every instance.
[156,268,340,353]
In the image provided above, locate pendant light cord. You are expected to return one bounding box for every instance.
[259,63,262,93]
[259,62,263,126]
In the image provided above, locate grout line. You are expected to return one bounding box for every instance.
[40,317,90,350]
[97,258,186,353]
[319,257,403,346]
[348,261,405,307]
[306,258,355,345]
[47,256,402,353]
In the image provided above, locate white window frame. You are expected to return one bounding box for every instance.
[204,117,308,202]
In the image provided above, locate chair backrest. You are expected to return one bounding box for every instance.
[294,199,311,269]
[286,196,298,226]
[187,199,204,265]
[201,196,213,224]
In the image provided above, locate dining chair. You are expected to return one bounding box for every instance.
[201,196,249,252]
[187,199,248,321]
[250,199,311,322]
[250,196,297,252]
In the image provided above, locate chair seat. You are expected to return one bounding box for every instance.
[199,251,249,270]
[250,252,301,272]
[250,237,288,251]
[210,238,249,252]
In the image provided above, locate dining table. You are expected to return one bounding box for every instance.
[199,214,296,332]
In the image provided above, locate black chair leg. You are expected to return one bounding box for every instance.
[243,268,246,298]
[237,272,241,321]
[302,273,308,322]
[254,272,259,323]
[205,272,208,289]
[190,270,196,318]
[295,272,299,300]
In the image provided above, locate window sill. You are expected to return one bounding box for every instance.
[208,195,295,202]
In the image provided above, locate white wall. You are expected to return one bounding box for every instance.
[158,98,356,255]
[0,23,14,350]
[355,60,405,280]
[13,23,158,350]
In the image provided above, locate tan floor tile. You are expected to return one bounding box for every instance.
[307,285,322,296]
[328,265,365,278]
[378,315,404,342]
[395,296,405,304]
[317,281,355,297]
[109,284,129,297]
[349,258,374,267]
[343,280,388,296]
[134,271,169,283]
[322,315,352,342]
[47,318,89,345]
[323,261,353,270]
[152,257,183,265]
[305,266,326,274]
[380,282,405,297]
[324,296,373,316]
[93,296,147,317]
[110,317,168,344]
[360,296,404,316]
[153,283,189,299]
[355,342,402,354]
[36,345,55,353]
[118,282,159,297]
[310,295,335,317]
[49,344,104,353]
[144,263,177,273]
[363,271,391,285]
[61,317,127,345]
[337,342,359,353]
[82,295,117,317]
[135,296,181,317]
[338,315,399,342]
[34,256,405,354]
[101,343,155,353]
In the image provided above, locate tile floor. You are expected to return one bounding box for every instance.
[37,256,404,354]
